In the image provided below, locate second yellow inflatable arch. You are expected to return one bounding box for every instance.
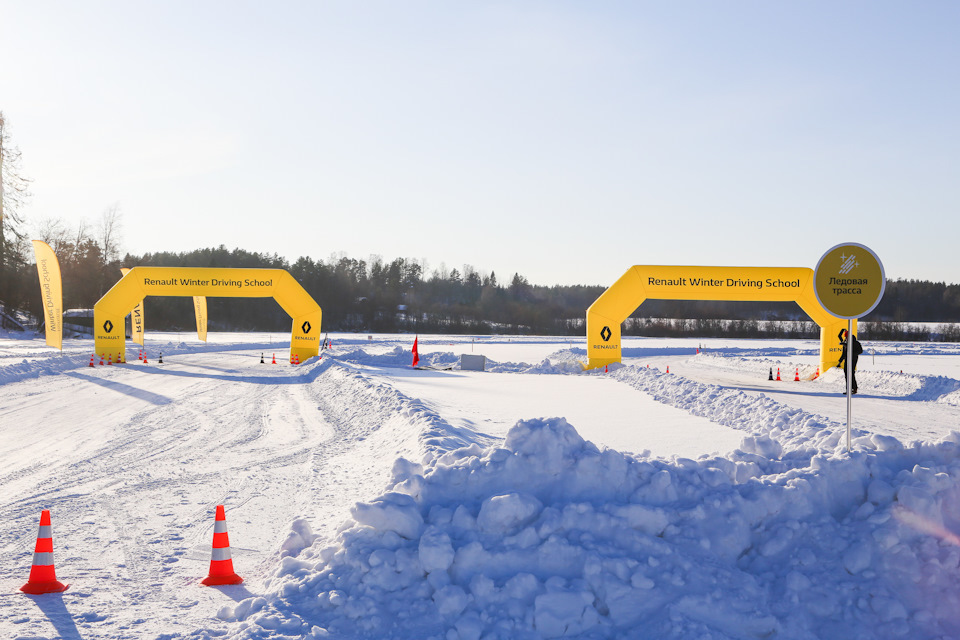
[586,265,853,373]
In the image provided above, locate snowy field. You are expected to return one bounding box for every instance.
[2,331,960,639]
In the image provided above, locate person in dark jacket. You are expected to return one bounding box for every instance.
[837,328,862,394]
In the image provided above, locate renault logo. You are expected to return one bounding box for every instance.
[301,321,312,334]
[600,326,611,342]
[103,320,114,334]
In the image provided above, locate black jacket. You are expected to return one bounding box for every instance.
[837,331,862,368]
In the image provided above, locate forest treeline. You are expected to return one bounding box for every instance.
[3,243,960,342]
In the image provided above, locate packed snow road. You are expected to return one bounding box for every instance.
[0,349,425,638]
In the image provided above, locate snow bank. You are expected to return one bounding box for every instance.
[612,364,851,456]
[221,408,960,639]
[332,344,585,375]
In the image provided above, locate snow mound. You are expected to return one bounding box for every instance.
[333,345,465,371]
[222,418,960,640]
[329,345,589,376]
[519,353,586,375]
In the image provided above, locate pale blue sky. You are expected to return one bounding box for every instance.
[2,1,957,286]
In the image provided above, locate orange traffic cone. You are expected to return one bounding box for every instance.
[201,505,243,586]
[138,349,143,361]
[776,367,781,381]
[666,366,670,374]
[89,354,95,368]
[813,366,820,379]
[99,354,105,366]
[272,354,277,365]
[143,352,148,364]
[107,354,113,366]
[20,510,68,594]
[794,367,800,382]
[604,364,608,373]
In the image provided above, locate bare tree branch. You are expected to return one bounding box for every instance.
[0,111,33,303]
[98,203,124,263]
[0,112,32,229]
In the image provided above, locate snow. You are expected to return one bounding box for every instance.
[379,367,742,459]
[3,331,960,639]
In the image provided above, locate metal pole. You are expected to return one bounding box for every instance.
[846,318,853,452]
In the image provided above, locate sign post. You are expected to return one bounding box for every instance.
[814,243,885,451]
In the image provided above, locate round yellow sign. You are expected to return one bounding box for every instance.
[814,243,885,319]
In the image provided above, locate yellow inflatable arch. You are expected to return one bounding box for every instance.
[94,267,322,363]
[585,265,853,373]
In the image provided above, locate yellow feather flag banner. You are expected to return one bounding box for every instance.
[193,296,207,342]
[120,268,145,345]
[32,240,63,350]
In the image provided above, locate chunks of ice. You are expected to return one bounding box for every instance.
[477,492,543,534]
[350,492,423,539]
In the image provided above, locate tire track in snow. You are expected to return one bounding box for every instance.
[0,353,339,638]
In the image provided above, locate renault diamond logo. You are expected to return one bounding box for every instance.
[301,321,312,334]
[103,320,114,334]
[600,326,611,342]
